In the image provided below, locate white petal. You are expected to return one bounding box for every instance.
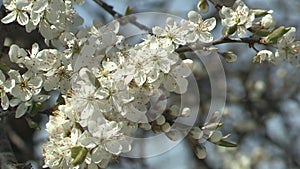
[105,140,122,155]
[28,76,43,89]
[91,147,106,163]
[0,70,5,82]
[9,98,21,107]
[102,61,118,72]
[1,94,9,110]
[174,77,188,94]
[88,163,98,169]
[1,11,17,24]
[81,104,94,119]
[158,59,171,73]
[134,71,146,87]
[32,0,48,13]
[17,12,29,26]
[43,76,59,91]
[15,102,28,118]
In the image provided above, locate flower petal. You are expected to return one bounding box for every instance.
[1,11,17,24]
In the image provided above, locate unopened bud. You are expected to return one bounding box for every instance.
[139,123,152,130]
[251,9,273,18]
[209,130,223,143]
[183,59,194,69]
[194,146,207,159]
[202,122,223,130]
[166,130,180,141]
[262,26,291,44]
[156,115,166,125]
[197,0,209,13]
[221,51,237,63]
[181,107,191,117]
[189,127,204,139]
[161,123,171,132]
[261,14,275,29]
[168,105,180,117]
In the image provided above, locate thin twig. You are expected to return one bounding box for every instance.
[93,0,152,32]
[207,0,222,11]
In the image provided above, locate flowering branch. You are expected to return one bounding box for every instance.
[175,37,262,53]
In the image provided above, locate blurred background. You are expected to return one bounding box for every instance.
[1,0,300,168]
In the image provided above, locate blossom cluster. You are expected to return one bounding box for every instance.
[1,2,220,166]
[1,0,84,45]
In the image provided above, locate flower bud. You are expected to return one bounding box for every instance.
[139,123,152,130]
[262,26,291,44]
[209,130,223,143]
[220,51,237,63]
[251,9,273,18]
[202,122,223,130]
[197,0,209,14]
[183,59,194,70]
[161,123,171,132]
[156,115,166,125]
[189,127,204,139]
[166,130,180,141]
[181,107,191,117]
[261,14,275,28]
[194,146,206,159]
[168,105,180,117]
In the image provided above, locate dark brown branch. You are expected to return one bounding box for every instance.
[93,0,152,32]
[207,0,222,11]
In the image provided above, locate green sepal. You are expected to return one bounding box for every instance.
[125,6,133,15]
[71,146,88,166]
[224,25,237,37]
[249,27,270,37]
[25,117,41,130]
[216,140,237,147]
[252,9,271,18]
[29,102,42,117]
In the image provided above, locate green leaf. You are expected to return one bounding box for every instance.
[216,140,237,147]
[71,146,88,166]
[262,26,291,44]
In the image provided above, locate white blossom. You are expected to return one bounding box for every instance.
[253,50,275,64]
[1,0,31,25]
[220,0,255,37]
[0,70,14,110]
[275,27,300,66]
[8,70,43,102]
[186,11,216,42]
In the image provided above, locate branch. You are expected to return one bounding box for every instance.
[175,37,262,53]
[207,0,222,11]
[93,0,152,32]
